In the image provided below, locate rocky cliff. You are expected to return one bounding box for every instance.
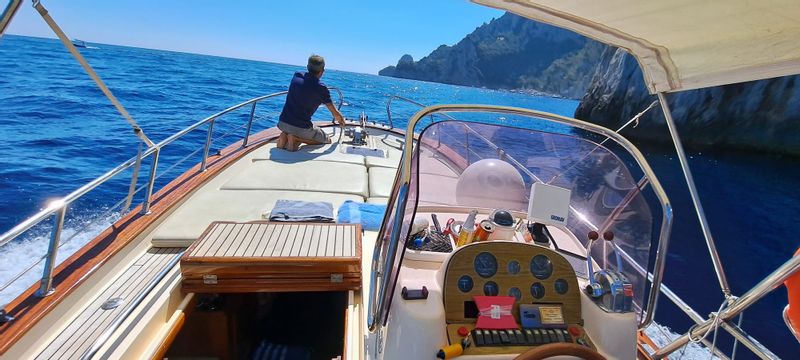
[379,12,607,99]
[575,48,800,156]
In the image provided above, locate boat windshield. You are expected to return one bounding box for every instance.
[375,116,666,326]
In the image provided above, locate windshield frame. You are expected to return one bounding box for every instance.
[412,105,669,327]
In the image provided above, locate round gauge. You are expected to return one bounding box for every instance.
[507,260,521,275]
[457,275,474,293]
[474,252,498,278]
[530,255,553,280]
[530,282,545,299]
[554,279,569,295]
[508,287,522,301]
[484,281,499,296]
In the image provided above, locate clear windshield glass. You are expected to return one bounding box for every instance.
[409,119,662,322]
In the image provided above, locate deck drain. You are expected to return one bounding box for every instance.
[101,297,124,310]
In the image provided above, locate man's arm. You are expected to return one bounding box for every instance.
[325,102,345,126]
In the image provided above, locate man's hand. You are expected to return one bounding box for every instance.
[325,102,346,126]
[334,113,345,126]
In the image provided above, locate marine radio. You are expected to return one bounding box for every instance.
[585,230,633,313]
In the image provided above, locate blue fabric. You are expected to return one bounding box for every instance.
[278,72,332,129]
[337,200,387,231]
[269,199,334,222]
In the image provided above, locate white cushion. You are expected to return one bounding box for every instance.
[367,197,389,205]
[222,160,369,198]
[152,190,363,241]
[368,167,398,198]
[250,142,365,166]
[365,155,401,169]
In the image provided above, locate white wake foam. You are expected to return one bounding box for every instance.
[643,323,724,359]
[0,212,121,307]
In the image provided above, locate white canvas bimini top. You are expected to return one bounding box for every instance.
[473,0,800,93]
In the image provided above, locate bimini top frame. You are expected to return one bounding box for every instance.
[367,104,674,334]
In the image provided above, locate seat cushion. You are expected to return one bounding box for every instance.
[250,142,365,166]
[152,190,363,241]
[367,197,389,205]
[368,167,398,198]
[222,160,369,198]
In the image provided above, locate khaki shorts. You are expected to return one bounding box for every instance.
[277,121,327,143]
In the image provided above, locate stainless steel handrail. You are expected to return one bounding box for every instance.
[653,253,800,358]
[330,86,345,110]
[0,90,295,298]
[368,104,673,335]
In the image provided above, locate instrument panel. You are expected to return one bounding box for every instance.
[443,242,590,355]
[444,241,581,324]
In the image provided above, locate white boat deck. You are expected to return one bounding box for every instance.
[151,128,404,245]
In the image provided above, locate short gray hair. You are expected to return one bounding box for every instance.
[307,54,325,75]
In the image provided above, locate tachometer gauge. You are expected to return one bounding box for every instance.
[530,282,545,299]
[554,278,569,294]
[458,275,474,293]
[474,252,498,278]
[484,281,499,296]
[530,255,553,280]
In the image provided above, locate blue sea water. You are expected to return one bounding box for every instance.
[1,35,798,358]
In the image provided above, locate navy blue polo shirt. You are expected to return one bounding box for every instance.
[278,72,332,128]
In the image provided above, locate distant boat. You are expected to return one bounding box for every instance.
[71,39,87,48]
[71,39,99,49]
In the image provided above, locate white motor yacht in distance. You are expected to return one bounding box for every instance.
[0,1,799,359]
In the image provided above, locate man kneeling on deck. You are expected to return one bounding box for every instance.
[276,54,345,151]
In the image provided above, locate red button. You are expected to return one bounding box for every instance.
[458,326,469,337]
[568,326,582,337]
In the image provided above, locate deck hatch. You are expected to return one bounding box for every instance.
[180,221,362,293]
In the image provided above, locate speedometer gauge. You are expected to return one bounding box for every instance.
[457,275,474,293]
[530,255,553,280]
[484,281,499,296]
[474,252,498,278]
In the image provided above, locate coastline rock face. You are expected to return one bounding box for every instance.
[575,48,800,156]
[378,12,607,99]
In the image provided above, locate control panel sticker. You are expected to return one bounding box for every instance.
[538,305,565,325]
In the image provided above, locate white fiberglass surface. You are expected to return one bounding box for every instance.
[407,120,661,323]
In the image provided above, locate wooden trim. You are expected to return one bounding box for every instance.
[181,278,362,293]
[636,329,661,360]
[150,312,185,360]
[0,126,287,354]
[342,301,349,359]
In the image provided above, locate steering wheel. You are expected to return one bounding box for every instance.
[513,343,606,360]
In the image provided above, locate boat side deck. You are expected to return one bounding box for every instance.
[34,247,183,360]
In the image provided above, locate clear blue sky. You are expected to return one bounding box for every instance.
[6,1,504,74]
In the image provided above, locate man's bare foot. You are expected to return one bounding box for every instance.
[276,132,288,149]
[286,134,299,152]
